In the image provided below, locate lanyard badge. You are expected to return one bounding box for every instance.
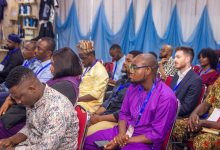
[125,82,156,138]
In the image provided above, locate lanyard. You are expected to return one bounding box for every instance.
[199,68,211,76]
[23,58,37,68]
[112,82,130,98]
[81,60,97,78]
[135,83,156,126]
[173,80,182,93]
[1,48,19,65]
[36,62,51,75]
[112,62,118,80]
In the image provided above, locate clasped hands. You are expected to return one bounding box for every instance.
[104,134,129,150]
[186,113,204,132]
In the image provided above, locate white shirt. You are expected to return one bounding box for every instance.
[112,55,126,81]
[177,67,192,84]
[37,59,53,83]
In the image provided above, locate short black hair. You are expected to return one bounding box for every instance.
[110,44,121,51]
[176,46,194,63]
[5,66,36,89]
[198,48,219,69]
[128,50,143,57]
[40,37,56,52]
[149,51,158,59]
[24,40,37,51]
[52,47,82,78]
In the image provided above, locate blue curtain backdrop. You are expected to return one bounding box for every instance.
[55,1,220,64]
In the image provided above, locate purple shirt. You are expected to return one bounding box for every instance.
[119,80,177,149]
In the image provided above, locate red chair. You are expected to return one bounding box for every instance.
[165,76,173,86]
[197,84,207,105]
[161,99,181,150]
[183,84,207,149]
[104,62,114,76]
[75,105,90,150]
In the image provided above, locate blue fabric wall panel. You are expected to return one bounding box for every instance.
[55,2,220,63]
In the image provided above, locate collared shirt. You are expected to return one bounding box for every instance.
[177,67,192,84]
[16,85,79,150]
[158,57,177,78]
[119,80,177,149]
[37,59,53,83]
[78,61,109,112]
[102,76,129,120]
[112,55,126,81]
[22,58,41,74]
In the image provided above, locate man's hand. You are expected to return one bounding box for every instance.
[160,58,168,65]
[90,114,102,125]
[113,134,129,147]
[0,138,14,149]
[108,79,116,86]
[0,96,13,116]
[188,113,200,132]
[104,140,118,150]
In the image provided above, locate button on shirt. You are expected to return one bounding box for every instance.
[16,85,79,150]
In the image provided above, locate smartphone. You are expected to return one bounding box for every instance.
[94,140,109,148]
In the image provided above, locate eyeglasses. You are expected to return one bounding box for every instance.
[129,64,158,73]
[129,64,150,72]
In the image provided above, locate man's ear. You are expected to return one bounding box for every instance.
[186,56,191,63]
[145,67,151,76]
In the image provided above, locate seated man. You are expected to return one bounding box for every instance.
[21,40,41,73]
[77,40,109,113]
[0,66,78,149]
[158,44,177,81]
[0,38,54,139]
[172,77,220,150]
[170,46,202,117]
[109,44,126,85]
[84,54,177,150]
[0,34,24,84]
[87,50,142,136]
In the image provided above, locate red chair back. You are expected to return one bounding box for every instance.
[198,84,207,105]
[104,62,114,76]
[161,99,181,150]
[75,105,90,150]
[165,76,173,86]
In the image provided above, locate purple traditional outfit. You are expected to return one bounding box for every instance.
[84,80,177,150]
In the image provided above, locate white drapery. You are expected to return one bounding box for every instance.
[56,0,220,43]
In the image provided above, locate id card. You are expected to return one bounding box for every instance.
[126,125,134,138]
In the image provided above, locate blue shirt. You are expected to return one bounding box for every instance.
[112,55,125,81]
[37,59,53,83]
[22,58,41,74]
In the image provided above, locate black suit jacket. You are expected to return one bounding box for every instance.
[0,49,24,83]
[170,69,202,117]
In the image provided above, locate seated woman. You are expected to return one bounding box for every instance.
[47,47,82,105]
[193,48,219,87]
[172,77,220,150]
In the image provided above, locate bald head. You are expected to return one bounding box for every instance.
[160,44,173,59]
[134,53,158,75]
